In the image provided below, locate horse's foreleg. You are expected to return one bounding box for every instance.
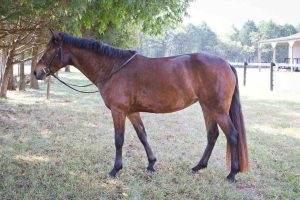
[128,112,157,172]
[108,109,126,177]
[192,107,219,172]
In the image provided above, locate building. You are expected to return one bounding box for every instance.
[258,33,300,64]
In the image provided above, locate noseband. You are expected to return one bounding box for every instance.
[42,45,62,76]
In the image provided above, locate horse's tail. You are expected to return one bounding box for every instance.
[227,65,249,172]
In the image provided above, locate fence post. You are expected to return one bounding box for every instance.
[243,62,247,86]
[46,76,51,99]
[270,62,275,91]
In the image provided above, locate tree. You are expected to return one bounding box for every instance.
[0,0,54,97]
[0,18,45,97]
[216,40,244,62]
[19,52,25,91]
[30,47,39,89]
[74,1,191,35]
[137,34,168,57]
[139,22,219,57]
[280,24,297,37]
[228,25,240,42]
[238,20,259,62]
[296,24,300,32]
[239,20,258,46]
[171,29,191,55]
[0,0,193,98]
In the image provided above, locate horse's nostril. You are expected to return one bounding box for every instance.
[33,70,37,76]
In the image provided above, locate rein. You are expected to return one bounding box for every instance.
[42,46,99,93]
[51,73,99,93]
[43,46,137,94]
[109,53,138,78]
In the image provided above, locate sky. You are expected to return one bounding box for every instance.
[184,0,299,33]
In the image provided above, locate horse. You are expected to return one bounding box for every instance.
[34,30,249,182]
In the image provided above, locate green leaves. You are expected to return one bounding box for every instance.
[1,0,192,49]
[3,0,191,33]
[137,22,219,57]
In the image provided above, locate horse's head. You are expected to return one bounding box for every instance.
[34,30,69,80]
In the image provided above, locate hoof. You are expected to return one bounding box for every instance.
[191,168,198,174]
[192,164,206,173]
[108,171,116,178]
[108,168,121,178]
[146,167,155,174]
[226,176,236,183]
[108,165,122,178]
[191,167,199,173]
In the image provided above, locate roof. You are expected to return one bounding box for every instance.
[259,33,300,44]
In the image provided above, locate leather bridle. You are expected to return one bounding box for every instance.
[42,45,62,76]
[41,45,99,93]
[41,45,137,94]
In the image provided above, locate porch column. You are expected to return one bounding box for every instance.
[258,43,262,71]
[288,41,295,71]
[271,42,277,63]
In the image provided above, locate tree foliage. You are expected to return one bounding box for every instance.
[137,22,219,57]
[138,20,299,63]
[0,0,192,97]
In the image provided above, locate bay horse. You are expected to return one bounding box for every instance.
[34,31,249,182]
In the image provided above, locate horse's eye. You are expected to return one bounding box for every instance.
[54,38,58,44]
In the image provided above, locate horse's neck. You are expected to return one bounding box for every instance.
[68,47,119,85]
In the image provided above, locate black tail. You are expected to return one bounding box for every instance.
[227,66,249,172]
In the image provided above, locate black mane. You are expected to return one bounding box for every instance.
[59,32,134,58]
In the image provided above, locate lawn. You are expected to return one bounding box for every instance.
[0,70,299,199]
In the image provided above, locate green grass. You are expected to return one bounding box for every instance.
[0,71,299,199]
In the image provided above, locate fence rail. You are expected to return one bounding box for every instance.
[230,62,300,69]
[229,62,299,91]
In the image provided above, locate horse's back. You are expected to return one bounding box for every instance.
[102,52,236,114]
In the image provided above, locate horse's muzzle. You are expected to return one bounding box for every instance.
[34,69,46,80]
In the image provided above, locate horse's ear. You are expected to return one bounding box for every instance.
[49,29,62,45]
[49,29,55,36]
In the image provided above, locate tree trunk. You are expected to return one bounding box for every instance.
[0,50,7,84]
[30,46,39,89]
[7,66,16,90]
[0,57,13,98]
[19,53,25,91]
[65,66,70,72]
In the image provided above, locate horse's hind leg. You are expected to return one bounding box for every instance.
[215,113,239,182]
[128,112,157,172]
[192,107,219,172]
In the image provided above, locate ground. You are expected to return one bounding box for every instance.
[0,69,299,199]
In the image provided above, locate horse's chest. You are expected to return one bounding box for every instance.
[100,85,131,110]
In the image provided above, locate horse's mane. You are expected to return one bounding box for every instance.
[59,32,134,58]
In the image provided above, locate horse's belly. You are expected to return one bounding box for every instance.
[133,93,198,113]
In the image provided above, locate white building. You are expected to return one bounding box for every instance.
[258,33,300,64]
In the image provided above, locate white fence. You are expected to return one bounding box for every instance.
[230,62,300,91]
[230,62,300,71]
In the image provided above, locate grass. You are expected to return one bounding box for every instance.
[0,70,299,199]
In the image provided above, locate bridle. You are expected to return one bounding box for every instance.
[42,44,98,93]
[41,44,138,94]
[42,45,62,76]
